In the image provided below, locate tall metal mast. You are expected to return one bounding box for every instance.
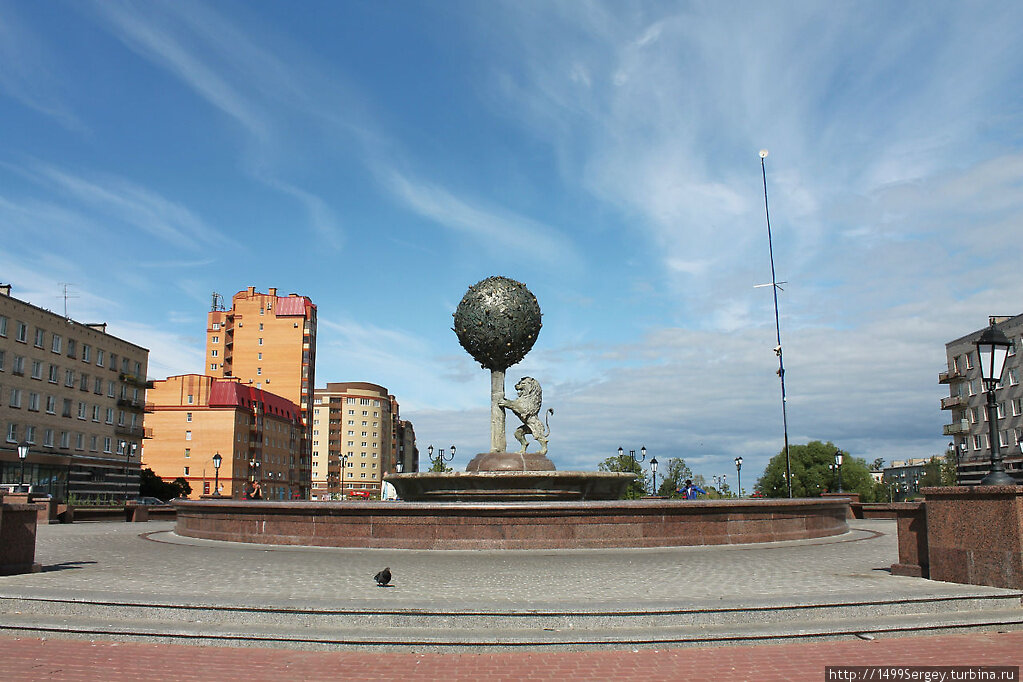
[758,150,792,498]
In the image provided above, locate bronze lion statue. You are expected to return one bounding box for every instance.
[498,376,553,455]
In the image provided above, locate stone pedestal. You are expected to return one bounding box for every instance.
[125,503,149,522]
[0,503,42,575]
[890,502,928,578]
[923,485,1023,589]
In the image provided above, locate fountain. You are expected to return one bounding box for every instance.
[174,276,849,549]
[387,276,633,501]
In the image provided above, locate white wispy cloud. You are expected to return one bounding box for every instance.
[383,170,578,268]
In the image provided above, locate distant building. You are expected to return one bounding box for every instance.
[941,314,1023,485]
[881,458,929,502]
[395,418,418,474]
[0,284,149,501]
[146,374,302,499]
[205,287,316,497]
[310,382,409,499]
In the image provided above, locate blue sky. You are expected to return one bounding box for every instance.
[2,1,1022,486]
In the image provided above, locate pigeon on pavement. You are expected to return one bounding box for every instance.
[374,567,392,587]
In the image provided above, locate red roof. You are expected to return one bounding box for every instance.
[208,380,301,422]
[275,296,310,317]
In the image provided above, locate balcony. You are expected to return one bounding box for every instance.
[117,397,145,411]
[115,424,145,438]
[943,419,970,436]
[119,372,148,387]
[939,367,966,384]
[940,395,967,410]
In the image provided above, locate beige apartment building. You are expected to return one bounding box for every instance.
[0,284,149,501]
[145,374,303,499]
[205,287,316,497]
[311,382,409,499]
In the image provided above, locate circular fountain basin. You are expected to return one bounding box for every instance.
[173,497,850,550]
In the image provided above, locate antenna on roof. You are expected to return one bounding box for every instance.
[211,292,225,311]
[58,283,79,319]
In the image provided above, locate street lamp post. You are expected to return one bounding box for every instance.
[619,446,646,467]
[650,457,658,496]
[212,453,222,497]
[428,444,456,469]
[120,440,138,501]
[834,450,844,494]
[17,441,29,493]
[976,323,1015,485]
[734,456,743,498]
[338,453,348,499]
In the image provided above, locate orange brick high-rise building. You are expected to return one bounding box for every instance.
[146,375,302,499]
[206,287,316,498]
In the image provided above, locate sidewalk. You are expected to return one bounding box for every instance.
[1,631,1021,681]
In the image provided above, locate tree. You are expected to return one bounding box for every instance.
[940,445,958,486]
[656,457,693,497]
[598,453,648,499]
[870,458,885,471]
[428,458,453,473]
[754,441,878,502]
[139,468,192,500]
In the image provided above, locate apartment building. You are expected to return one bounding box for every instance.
[206,287,316,497]
[941,314,1023,485]
[310,382,406,499]
[145,374,302,499]
[0,284,149,501]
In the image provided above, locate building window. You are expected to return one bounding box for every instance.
[186,412,192,422]
[78,402,86,419]
[66,339,76,357]
[6,423,16,442]
[211,336,219,344]
[1012,398,1022,416]
[257,352,262,360]
[184,466,190,475]
[258,338,263,346]
[106,407,114,424]
[97,349,105,366]
[28,392,40,411]
[48,364,59,383]
[210,363,218,370]
[65,369,74,387]
[1009,368,1019,386]
[0,350,4,371]
[257,367,262,375]
[0,316,6,337]
[33,327,44,347]
[9,388,22,408]
[973,434,984,450]
[60,431,69,448]
[25,425,36,444]
[185,430,192,441]
[16,321,27,342]
[80,373,89,391]
[76,433,84,450]
[82,345,91,363]
[46,396,56,414]
[94,377,103,394]
[62,398,72,417]
[104,437,112,453]
[212,322,220,330]
[31,360,42,379]
[184,448,190,458]
[965,352,974,369]
[109,354,117,371]
[108,381,115,397]
[52,335,62,353]
[89,435,97,451]
[187,394,194,404]
[211,349,218,358]
[12,355,24,376]
[92,405,100,422]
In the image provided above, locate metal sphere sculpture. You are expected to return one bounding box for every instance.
[453,276,542,453]
[453,276,542,371]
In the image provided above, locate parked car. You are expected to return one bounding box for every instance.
[133,496,166,505]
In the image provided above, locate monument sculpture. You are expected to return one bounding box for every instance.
[499,377,553,456]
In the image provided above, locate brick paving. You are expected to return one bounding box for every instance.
[0,631,1020,681]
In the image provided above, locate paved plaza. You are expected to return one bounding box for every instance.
[0,519,1021,679]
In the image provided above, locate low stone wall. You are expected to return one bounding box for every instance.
[923,485,1023,589]
[175,498,850,550]
[890,502,928,578]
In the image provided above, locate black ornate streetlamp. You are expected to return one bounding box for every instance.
[834,450,844,493]
[649,456,658,496]
[17,441,29,492]
[734,456,743,498]
[976,323,1015,485]
[212,453,223,498]
[619,446,646,466]
[428,444,455,469]
[120,440,138,500]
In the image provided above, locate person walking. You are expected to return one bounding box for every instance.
[250,480,262,500]
[677,479,706,500]
[380,471,398,501]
